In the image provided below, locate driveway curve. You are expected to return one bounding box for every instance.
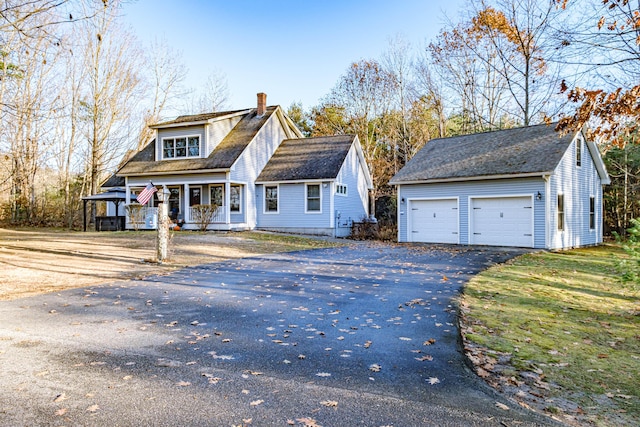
[0,242,555,426]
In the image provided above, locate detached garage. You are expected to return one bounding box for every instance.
[390,123,610,250]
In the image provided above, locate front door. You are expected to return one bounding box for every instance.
[189,186,201,206]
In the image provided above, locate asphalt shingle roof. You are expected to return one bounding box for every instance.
[256,135,356,182]
[118,107,276,175]
[153,109,250,127]
[390,123,574,184]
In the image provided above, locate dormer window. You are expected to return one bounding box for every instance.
[162,136,200,159]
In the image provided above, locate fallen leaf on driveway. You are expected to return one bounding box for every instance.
[427,377,440,385]
[415,355,433,362]
[86,404,99,412]
[250,399,264,406]
[315,372,331,377]
[495,402,510,410]
[424,338,436,346]
[55,408,67,416]
[320,400,338,407]
[296,417,322,427]
[176,381,191,387]
[369,363,381,372]
[53,393,66,403]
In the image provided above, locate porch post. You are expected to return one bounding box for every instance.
[184,183,190,223]
[124,183,131,230]
[225,181,231,224]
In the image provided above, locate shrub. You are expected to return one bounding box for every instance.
[125,204,145,231]
[615,217,640,288]
[190,204,218,231]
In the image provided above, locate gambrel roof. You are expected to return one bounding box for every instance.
[255,135,364,183]
[118,107,278,175]
[390,123,609,184]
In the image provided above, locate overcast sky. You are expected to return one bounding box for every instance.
[122,0,465,112]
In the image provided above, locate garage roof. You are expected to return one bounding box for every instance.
[390,123,576,184]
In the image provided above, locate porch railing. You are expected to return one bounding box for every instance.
[188,205,225,224]
[126,206,158,228]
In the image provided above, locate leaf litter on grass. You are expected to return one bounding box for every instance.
[460,245,640,426]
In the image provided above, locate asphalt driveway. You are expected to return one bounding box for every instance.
[0,242,554,426]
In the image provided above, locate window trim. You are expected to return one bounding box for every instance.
[589,196,595,230]
[264,184,279,214]
[230,184,242,214]
[161,134,201,160]
[557,193,565,231]
[336,183,348,197]
[576,137,582,167]
[305,183,322,214]
[210,184,224,208]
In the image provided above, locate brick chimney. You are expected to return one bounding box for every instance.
[257,92,267,116]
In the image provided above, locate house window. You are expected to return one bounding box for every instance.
[230,185,241,213]
[589,196,595,230]
[265,185,278,213]
[210,185,224,207]
[168,187,180,220]
[162,135,200,159]
[336,184,347,196]
[306,184,321,213]
[557,194,565,231]
[576,138,582,167]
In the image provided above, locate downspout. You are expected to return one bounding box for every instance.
[543,174,551,249]
[225,172,231,225]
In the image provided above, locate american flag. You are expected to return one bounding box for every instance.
[136,183,157,205]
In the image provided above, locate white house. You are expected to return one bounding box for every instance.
[389,123,610,249]
[105,93,373,237]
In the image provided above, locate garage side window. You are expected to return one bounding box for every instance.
[557,194,565,231]
[589,196,595,230]
[265,185,278,213]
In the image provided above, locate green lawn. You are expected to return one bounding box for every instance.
[461,244,639,426]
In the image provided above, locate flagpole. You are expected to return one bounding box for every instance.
[156,186,170,263]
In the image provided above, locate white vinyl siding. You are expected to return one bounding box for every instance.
[334,144,370,234]
[549,133,604,249]
[230,111,290,228]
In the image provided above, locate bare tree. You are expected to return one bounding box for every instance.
[183,69,229,115]
[1,6,63,222]
[79,0,143,197]
[554,0,640,147]
[382,35,418,169]
[428,20,510,133]
[136,38,187,150]
[467,0,565,126]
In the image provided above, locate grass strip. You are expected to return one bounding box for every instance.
[461,244,639,426]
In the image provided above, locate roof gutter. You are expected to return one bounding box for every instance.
[389,171,552,186]
[150,109,252,129]
[255,178,334,185]
[117,168,229,177]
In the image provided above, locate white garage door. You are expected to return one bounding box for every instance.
[470,196,533,247]
[409,199,459,243]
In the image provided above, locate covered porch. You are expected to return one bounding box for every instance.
[124,179,247,231]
